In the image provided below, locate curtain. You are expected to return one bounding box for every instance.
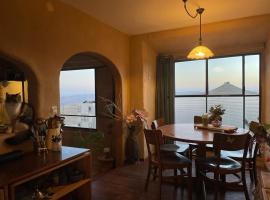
[156,55,175,124]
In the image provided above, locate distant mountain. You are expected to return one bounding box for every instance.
[175,82,257,95]
[61,94,95,105]
[209,82,256,95]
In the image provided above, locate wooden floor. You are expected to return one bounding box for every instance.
[92,161,255,200]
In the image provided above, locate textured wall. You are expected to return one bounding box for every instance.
[0,0,130,118]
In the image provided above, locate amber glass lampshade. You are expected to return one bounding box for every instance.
[187,45,214,59]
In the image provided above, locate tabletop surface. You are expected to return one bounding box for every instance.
[0,146,90,186]
[159,123,249,144]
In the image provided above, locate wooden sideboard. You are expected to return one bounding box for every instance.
[0,146,91,200]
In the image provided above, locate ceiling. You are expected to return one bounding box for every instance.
[60,0,270,35]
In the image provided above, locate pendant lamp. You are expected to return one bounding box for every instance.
[183,0,214,59]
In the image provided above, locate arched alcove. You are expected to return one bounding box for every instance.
[0,53,39,114]
[59,52,123,174]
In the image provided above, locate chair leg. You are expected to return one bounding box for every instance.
[221,174,226,183]
[153,166,158,181]
[174,169,178,188]
[248,161,254,183]
[189,145,193,159]
[242,170,250,200]
[214,173,219,200]
[159,168,163,200]
[253,159,258,186]
[145,164,151,191]
[187,165,192,200]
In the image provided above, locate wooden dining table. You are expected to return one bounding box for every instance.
[158,123,250,157]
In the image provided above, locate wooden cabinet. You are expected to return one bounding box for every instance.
[0,189,5,200]
[0,146,91,200]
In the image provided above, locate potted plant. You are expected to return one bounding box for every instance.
[250,121,270,171]
[98,96,148,164]
[209,105,225,127]
[124,109,148,164]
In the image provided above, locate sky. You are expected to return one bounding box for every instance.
[60,69,95,97]
[175,55,259,94]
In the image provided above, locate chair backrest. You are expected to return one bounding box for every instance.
[213,133,251,160]
[249,121,263,159]
[194,116,203,124]
[144,129,164,163]
[151,118,165,130]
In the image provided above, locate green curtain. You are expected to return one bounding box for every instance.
[156,55,175,124]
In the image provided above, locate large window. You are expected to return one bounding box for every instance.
[60,69,96,129]
[175,54,260,128]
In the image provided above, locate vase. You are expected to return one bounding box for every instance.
[211,119,222,127]
[46,128,61,150]
[263,143,270,171]
[125,126,139,164]
[202,113,208,127]
[51,142,62,151]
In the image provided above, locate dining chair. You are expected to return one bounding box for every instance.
[144,129,192,200]
[194,115,213,151]
[221,121,260,186]
[196,132,251,200]
[151,119,189,155]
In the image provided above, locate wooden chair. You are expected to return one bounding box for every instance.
[194,115,213,151]
[144,129,192,200]
[196,132,251,200]
[221,121,260,186]
[151,119,189,155]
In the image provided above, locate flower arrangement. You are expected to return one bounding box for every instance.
[249,121,270,146]
[209,104,225,121]
[98,96,148,164]
[125,109,148,129]
[98,96,148,128]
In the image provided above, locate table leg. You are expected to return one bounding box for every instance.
[196,143,207,158]
[195,143,207,200]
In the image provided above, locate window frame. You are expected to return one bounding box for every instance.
[174,53,261,128]
[60,67,97,130]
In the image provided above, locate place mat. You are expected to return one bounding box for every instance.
[194,124,238,133]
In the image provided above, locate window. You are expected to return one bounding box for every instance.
[60,69,96,129]
[174,54,260,128]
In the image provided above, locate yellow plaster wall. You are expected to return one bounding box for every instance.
[0,0,130,118]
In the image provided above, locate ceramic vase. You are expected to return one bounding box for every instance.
[51,142,62,151]
[211,119,222,127]
[263,143,270,171]
[46,127,62,151]
[125,126,139,164]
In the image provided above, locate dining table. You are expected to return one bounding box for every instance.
[158,123,250,158]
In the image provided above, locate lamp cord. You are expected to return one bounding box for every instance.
[183,0,204,45]
[183,1,198,18]
[199,12,202,45]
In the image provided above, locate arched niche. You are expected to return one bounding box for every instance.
[0,53,38,116]
[60,52,123,167]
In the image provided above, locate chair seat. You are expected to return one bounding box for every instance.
[221,149,254,160]
[160,144,179,152]
[161,152,191,168]
[160,143,189,153]
[196,156,241,172]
